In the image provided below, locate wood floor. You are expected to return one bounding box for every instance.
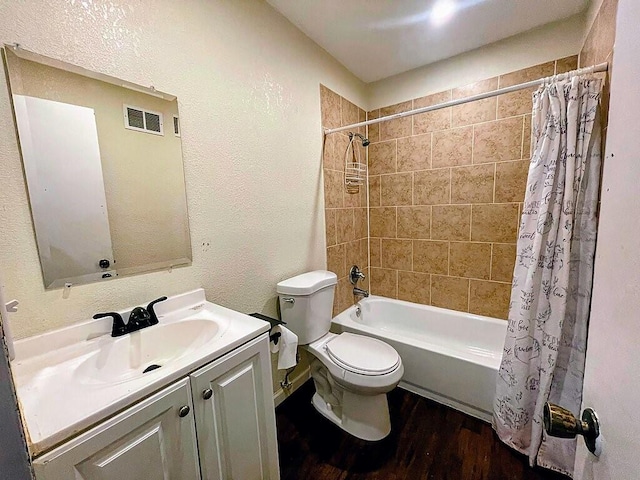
[276,381,570,480]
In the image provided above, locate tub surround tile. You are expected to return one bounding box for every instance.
[345,240,364,277]
[369,140,397,175]
[471,203,519,243]
[431,275,469,311]
[413,90,451,135]
[370,238,382,267]
[322,56,585,319]
[491,243,517,283]
[369,175,381,207]
[432,127,473,168]
[413,240,449,275]
[413,169,451,205]
[325,209,337,246]
[452,97,497,128]
[370,207,397,238]
[341,97,359,127]
[334,276,353,316]
[354,208,368,240]
[343,186,361,208]
[380,101,413,140]
[555,55,579,74]
[382,239,413,271]
[497,89,536,118]
[495,160,529,203]
[397,134,431,172]
[523,115,532,158]
[398,271,431,305]
[327,244,346,278]
[450,164,495,204]
[473,117,523,164]
[381,173,413,206]
[498,61,555,88]
[336,208,355,244]
[397,206,431,239]
[431,205,471,241]
[371,268,398,298]
[367,109,380,144]
[449,242,492,280]
[324,169,344,209]
[320,85,341,129]
[451,78,498,128]
[469,280,511,319]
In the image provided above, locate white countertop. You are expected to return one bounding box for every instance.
[11,289,270,456]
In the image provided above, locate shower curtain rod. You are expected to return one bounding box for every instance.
[324,62,609,135]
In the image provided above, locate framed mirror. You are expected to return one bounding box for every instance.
[3,46,192,289]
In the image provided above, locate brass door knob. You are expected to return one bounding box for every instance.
[543,403,600,454]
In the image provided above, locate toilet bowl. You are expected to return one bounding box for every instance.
[277,270,403,441]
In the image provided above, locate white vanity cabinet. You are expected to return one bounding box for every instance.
[32,334,279,480]
[190,334,280,479]
[32,378,201,480]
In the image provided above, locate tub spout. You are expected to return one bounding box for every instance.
[353,287,369,298]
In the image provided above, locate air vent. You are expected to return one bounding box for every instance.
[173,115,180,137]
[124,105,164,136]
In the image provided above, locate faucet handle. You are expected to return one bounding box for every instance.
[147,296,168,326]
[93,312,126,337]
[349,265,366,285]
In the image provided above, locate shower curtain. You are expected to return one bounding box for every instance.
[493,76,602,477]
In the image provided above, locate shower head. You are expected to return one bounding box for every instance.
[349,132,370,147]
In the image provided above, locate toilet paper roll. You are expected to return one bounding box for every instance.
[270,325,298,370]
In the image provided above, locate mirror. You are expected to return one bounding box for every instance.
[3,46,192,289]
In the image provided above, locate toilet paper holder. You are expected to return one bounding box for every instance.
[249,312,286,345]
[543,402,601,454]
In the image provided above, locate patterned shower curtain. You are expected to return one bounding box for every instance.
[493,76,602,477]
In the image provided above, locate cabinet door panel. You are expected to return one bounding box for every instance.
[191,335,279,480]
[34,379,200,480]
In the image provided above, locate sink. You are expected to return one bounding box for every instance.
[75,319,221,384]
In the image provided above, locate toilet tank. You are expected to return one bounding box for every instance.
[276,271,337,345]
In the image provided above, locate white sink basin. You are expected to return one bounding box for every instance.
[75,319,221,384]
[12,288,271,455]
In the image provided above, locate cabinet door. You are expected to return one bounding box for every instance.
[190,334,279,480]
[33,378,201,480]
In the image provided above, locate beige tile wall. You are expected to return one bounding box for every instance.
[580,0,618,130]
[320,85,369,315]
[366,56,579,319]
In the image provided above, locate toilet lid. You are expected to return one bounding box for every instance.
[325,333,400,376]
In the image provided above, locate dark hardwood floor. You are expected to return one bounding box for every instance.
[276,381,570,480]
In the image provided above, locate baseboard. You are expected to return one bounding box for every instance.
[399,381,492,423]
[273,366,311,407]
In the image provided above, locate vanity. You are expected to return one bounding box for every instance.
[11,289,280,480]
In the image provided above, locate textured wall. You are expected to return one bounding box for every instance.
[0,0,367,397]
[365,56,578,320]
[320,86,368,315]
[366,15,586,110]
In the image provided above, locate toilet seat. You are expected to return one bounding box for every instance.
[325,333,400,376]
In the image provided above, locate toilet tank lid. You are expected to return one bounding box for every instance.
[277,270,338,295]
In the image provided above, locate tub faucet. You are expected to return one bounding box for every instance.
[353,287,369,299]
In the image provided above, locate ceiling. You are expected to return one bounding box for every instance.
[266,0,590,83]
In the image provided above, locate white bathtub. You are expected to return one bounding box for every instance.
[332,296,507,422]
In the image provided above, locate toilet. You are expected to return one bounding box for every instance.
[277,270,403,441]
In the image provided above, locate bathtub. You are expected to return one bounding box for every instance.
[332,296,507,422]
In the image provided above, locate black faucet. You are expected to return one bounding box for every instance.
[94,296,168,337]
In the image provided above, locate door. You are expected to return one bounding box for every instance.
[12,95,115,287]
[190,334,280,480]
[574,0,640,478]
[33,378,200,480]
